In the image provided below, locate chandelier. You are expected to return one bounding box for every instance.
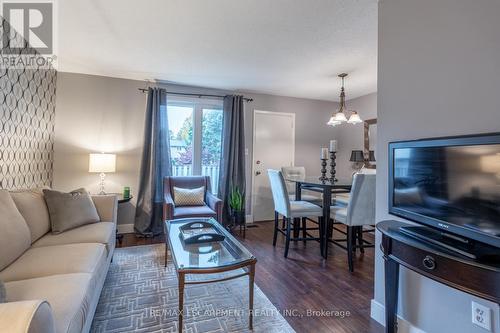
[327,73,362,126]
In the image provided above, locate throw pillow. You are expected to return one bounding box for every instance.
[0,280,6,303]
[43,188,100,234]
[173,186,205,206]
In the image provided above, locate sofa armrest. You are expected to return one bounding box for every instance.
[91,195,118,223]
[206,192,223,222]
[163,192,175,221]
[0,300,55,333]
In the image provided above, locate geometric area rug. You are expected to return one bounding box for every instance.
[91,244,295,333]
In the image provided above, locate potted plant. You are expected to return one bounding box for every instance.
[228,187,245,227]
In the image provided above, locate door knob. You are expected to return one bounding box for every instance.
[255,171,261,176]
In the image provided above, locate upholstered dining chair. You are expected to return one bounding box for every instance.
[332,168,376,206]
[329,173,376,272]
[281,166,322,204]
[268,169,323,258]
[163,176,223,222]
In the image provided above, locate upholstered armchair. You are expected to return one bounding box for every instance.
[163,176,223,222]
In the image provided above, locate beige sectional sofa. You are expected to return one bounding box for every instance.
[0,189,118,333]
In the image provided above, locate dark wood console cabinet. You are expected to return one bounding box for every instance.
[377,220,500,333]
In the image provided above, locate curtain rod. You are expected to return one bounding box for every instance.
[138,88,253,102]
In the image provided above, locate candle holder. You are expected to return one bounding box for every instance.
[319,158,328,181]
[329,151,338,183]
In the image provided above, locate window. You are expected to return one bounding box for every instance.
[167,98,223,194]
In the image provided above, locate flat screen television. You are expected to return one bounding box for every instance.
[389,133,500,248]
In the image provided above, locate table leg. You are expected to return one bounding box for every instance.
[295,182,302,201]
[293,183,302,240]
[322,188,332,259]
[384,257,399,333]
[248,263,255,330]
[178,272,185,333]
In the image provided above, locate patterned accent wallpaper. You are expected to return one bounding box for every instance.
[0,19,57,189]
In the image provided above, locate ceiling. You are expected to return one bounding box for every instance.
[58,0,377,101]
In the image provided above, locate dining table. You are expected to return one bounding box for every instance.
[285,176,352,259]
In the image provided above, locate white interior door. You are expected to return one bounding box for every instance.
[252,110,295,222]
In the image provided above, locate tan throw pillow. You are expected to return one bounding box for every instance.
[43,188,100,234]
[173,186,205,206]
[10,188,51,243]
[0,280,5,303]
[0,190,31,271]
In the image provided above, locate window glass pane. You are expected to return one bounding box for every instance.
[167,104,194,176]
[201,108,223,194]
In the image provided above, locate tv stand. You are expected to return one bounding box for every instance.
[377,220,500,333]
[399,225,479,259]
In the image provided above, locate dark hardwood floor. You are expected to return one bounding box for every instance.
[117,221,383,333]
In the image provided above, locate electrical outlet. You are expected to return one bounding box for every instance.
[472,301,492,331]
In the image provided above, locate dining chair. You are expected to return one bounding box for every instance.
[268,169,323,258]
[281,166,322,203]
[329,173,376,272]
[332,168,376,206]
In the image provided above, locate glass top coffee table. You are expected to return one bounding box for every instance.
[164,217,257,333]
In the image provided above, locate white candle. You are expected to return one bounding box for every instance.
[321,148,329,159]
[329,140,338,152]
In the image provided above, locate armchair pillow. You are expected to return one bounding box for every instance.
[43,188,100,234]
[173,186,205,206]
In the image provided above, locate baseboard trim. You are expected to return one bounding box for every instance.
[246,215,254,223]
[370,299,427,333]
[117,223,135,234]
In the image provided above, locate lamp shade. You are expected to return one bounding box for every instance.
[89,153,116,173]
[369,150,376,162]
[333,111,348,122]
[347,111,363,124]
[327,116,340,126]
[349,150,365,162]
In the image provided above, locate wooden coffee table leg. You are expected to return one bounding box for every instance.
[178,272,185,333]
[248,263,255,330]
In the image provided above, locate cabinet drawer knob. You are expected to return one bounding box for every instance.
[422,255,436,270]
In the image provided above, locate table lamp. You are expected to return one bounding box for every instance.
[349,150,365,163]
[89,153,116,194]
[350,150,365,172]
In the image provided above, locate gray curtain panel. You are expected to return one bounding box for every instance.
[134,88,172,235]
[218,95,246,225]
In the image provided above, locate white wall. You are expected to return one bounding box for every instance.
[334,92,377,183]
[374,1,500,332]
[54,72,348,225]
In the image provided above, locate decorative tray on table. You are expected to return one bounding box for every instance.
[179,221,226,244]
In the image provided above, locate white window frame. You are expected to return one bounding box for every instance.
[167,96,223,175]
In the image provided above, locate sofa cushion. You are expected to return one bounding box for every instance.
[173,186,205,206]
[32,222,116,255]
[173,205,217,219]
[43,188,100,234]
[10,188,51,243]
[0,243,106,282]
[5,273,93,333]
[0,190,31,271]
